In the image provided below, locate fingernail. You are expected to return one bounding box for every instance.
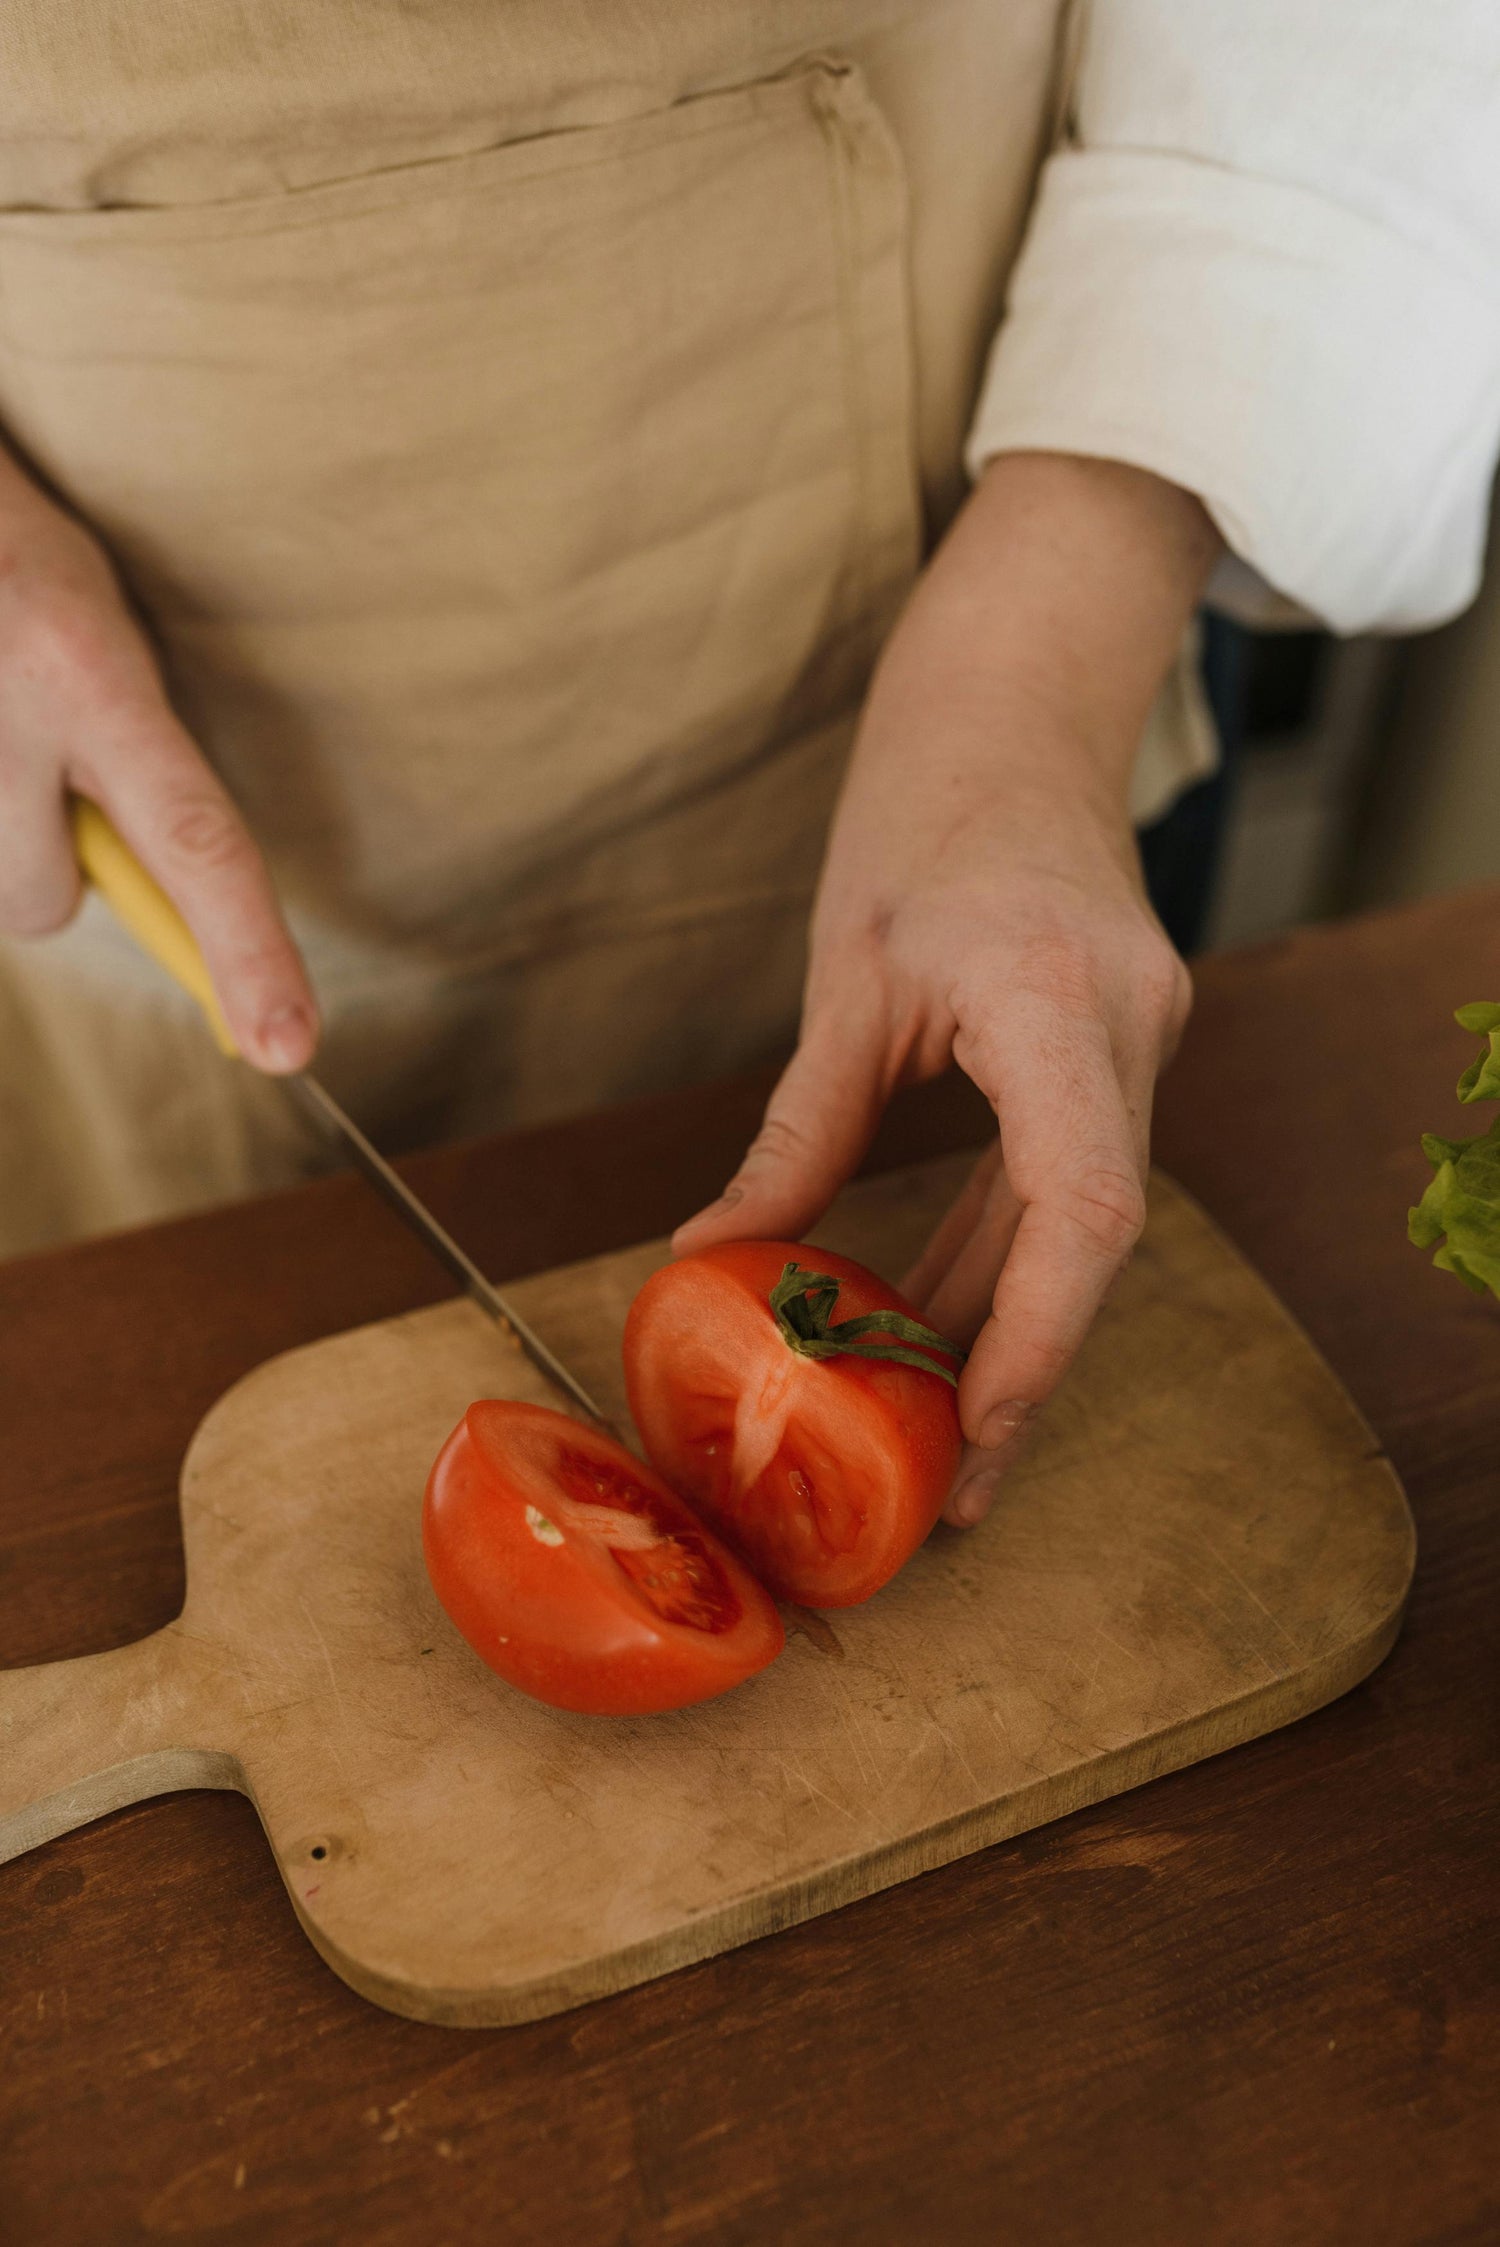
[258,1001,315,1073]
[950,1463,1004,1527]
[978,1399,1038,1452]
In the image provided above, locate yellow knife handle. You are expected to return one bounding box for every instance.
[70,798,240,1057]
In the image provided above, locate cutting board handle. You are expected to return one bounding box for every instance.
[0,1628,237,1866]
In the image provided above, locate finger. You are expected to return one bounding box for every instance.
[911,1148,1025,1347]
[958,1017,1146,1452]
[943,1421,1038,1530]
[672,1002,887,1253]
[941,993,1168,1529]
[0,761,81,935]
[1105,940,1190,1169]
[914,954,1176,1338]
[76,708,318,1072]
[1109,1017,1164,1180]
[911,1151,1029,1532]
[900,1138,1004,1310]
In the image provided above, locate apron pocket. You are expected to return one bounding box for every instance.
[0,60,920,951]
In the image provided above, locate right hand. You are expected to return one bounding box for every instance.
[675,453,1218,1530]
[0,445,318,1070]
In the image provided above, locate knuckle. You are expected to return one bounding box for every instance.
[1010,931,1101,1018]
[1014,1332,1075,1393]
[745,1112,815,1170]
[1056,1167,1147,1261]
[158,793,248,875]
[1138,943,1192,1037]
[6,580,114,686]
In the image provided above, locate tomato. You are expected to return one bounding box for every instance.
[623,1243,964,1608]
[423,1401,784,1714]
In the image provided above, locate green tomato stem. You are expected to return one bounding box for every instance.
[768,1261,967,1389]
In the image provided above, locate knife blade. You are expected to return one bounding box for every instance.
[70,798,614,1430]
[285,1069,611,1426]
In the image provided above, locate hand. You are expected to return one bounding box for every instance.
[674,452,1220,1526]
[0,441,317,1070]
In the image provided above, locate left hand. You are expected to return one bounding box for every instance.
[673,452,1219,1527]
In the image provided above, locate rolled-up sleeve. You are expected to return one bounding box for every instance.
[966,0,1500,634]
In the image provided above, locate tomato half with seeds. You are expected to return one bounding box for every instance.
[423,1401,785,1715]
[624,1243,965,1608]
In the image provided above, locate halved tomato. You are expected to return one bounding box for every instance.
[624,1243,964,1607]
[423,1401,785,1715]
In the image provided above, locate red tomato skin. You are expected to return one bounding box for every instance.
[624,1242,963,1608]
[423,1403,784,1716]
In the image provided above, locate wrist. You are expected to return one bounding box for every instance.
[890,450,1219,798]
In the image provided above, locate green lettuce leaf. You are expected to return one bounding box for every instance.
[1410,1002,1500,1298]
[1409,1118,1500,1296]
[1455,1000,1500,1103]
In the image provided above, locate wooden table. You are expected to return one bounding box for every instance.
[3,888,1498,2246]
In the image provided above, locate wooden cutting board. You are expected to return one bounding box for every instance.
[0,1158,1413,2027]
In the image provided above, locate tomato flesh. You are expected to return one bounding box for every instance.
[423,1401,784,1714]
[624,1242,963,1607]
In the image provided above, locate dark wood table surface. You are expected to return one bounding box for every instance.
[3,887,1498,2247]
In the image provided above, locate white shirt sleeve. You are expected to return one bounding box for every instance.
[965,0,1500,635]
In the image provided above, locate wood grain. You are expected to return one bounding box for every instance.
[1,890,1498,2244]
[0,1162,1410,2025]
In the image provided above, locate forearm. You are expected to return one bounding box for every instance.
[857,451,1220,817]
[811,451,1220,964]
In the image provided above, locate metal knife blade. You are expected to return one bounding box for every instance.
[68,801,613,1430]
[289,1072,614,1431]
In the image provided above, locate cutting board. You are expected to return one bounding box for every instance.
[0,1157,1413,2027]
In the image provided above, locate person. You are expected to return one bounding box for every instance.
[2,3,1498,1529]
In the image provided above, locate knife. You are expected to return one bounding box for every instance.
[70,798,613,1430]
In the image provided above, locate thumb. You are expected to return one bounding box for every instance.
[673,1008,886,1254]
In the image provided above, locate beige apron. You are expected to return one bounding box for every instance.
[0,0,1211,1254]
